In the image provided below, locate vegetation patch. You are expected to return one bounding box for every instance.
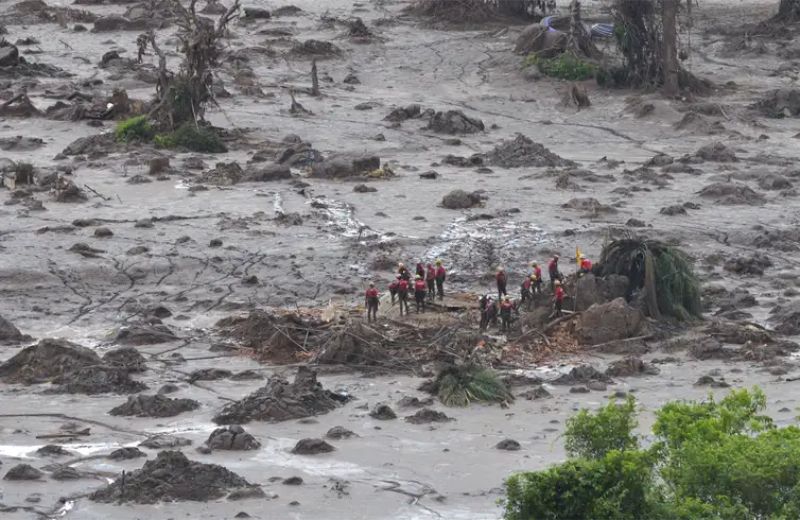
[155,124,227,154]
[423,364,513,407]
[115,116,155,143]
[524,52,597,81]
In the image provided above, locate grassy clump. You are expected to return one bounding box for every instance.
[155,123,227,153]
[425,364,513,407]
[524,52,597,81]
[114,116,155,143]
[598,239,701,321]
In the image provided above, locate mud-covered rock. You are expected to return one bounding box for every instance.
[769,302,800,335]
[723,254,772,275]
[404,408,453,424]
[495,439,521,451]
[188,368,233,383]
[36,445,72,457]
[441,189,483,209]
[289,39,342,58]
[291,438,334,455]
[0,338,99,384]
[102,347,147,372]
[243,163,292,182]
[704,320,773,345]
[605,357,659,377]
[426,110,484,134]
[92,15,149,32]
[576,298,645,345]
[139,435,192,449]
[758,173,792,191]
[397,396,435,408]
[90,451,256,503]
[51,365,147,394]
[283,476,303,485]
[205,426,261,451]
[694,375,730,388]
[310,154,380,178]
[0,314,30,343]
[755,88,800,118]
[384,104,421,122]
[213,367,343,424]
[562,197,617,215]
[109,394,200,417]
[552,364,612,385]
[518,385,552,400]
[572,274,629,312]
[692,142,738,162]
[326,426,357,440]
[689,337,736,360]
[698,182,764,205]
[243,7,270,19]
[481,133,575,168]
[108,447,146,460]
[50,465,84,480]
[369,404,397,420]
[115,324,177,345]
[4,464,43,480]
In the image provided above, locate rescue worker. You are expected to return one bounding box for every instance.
[435,259,446,300]
[414,275,427,313]
[479,295,497,331]
[397,276,410,316]
[500,296,513,331]
[415,262,425,280]
[496,267,507,300]
[365,282,379,322]
[426,263,436,300]
[398,262,411,282]
[388,276,400,305]
[553,279,565,317]
[579,254,593,275]
[548,255,562,292]
[532,262,543,294]
[520,275,532,309]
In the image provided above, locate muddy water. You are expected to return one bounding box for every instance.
[2,0,800,518]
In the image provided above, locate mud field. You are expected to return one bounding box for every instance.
[2,0,800,518]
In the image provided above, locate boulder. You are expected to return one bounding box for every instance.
[0,314,30,343]
[426,110,484,134]
[139,434,192,449]
[108,447,146,460]
[572,274,629,311]
[605,357,660,377]
[0,43,20,67]
[0,338,99,384]
[441,189,482,209]
[4,464,43,480]
[769,302,800,335]
[404,408,453,424]
[242,163,292,182]
[102,347,147,372]
[325,426,357,440]
[205,426,261,451]
[291,438,334,455]
[576,298,645,345]
[109,394,200,417]
[115,324,177,345]
[369,404,397,420]
[310,155,380,178]
[552,364,612,385]
[495,439,521,451]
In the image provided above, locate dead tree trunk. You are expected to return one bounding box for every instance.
[311,59,320,97]
[778,0,800,21]
[568,0,581,50]
[661,0,679,97]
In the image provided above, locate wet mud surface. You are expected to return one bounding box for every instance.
[2,0,800,519]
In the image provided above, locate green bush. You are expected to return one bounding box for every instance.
[155,123,227,153]
[524,52,596,81]
[427,364,513,407]
[503,388,800,520]
[115,116,155,143]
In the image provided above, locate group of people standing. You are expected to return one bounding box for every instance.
[364,260,447,321]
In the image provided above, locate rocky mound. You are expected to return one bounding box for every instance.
[690,142,738,163]
[4,463,44,480]
[576,298,645,345]
[723,254,772,276]
[698,182,765,205]
[109,394,200,417]
[213,367,344,424]
[51,365,147,394]
[755,88,800,118]
[404,408,453,424]
[326,426,357,440]
[310,154,380,178]
[481,134,575,168]
[291,438,334,455]
[205,426,261,451]
[102,347,147,372]
[108,447,146,460]
[769,302,800,335]
[90,451,256,504]
[426,110,484,134]
[188,368,233,383]
[552,364,612,386]
[0,314,31,343]
[605,357,660,377]
[115,324,178,345]
[441,189,483,209]
[0,338,99,384]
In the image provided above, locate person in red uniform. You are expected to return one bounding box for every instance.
[532,262,543,294]
[500,296,514,331]
[388,276,400,305]
[579,254,593,275]
[365,282,379,322]
[496,267,507,300]
[398,262,411,282]
[415,262,425,279]
[520,275,532,309]
[435,259,446,300]
[413,275,427,313]
[553,280,565,317]
[426,263,436,300]
[397,277,410,316]
[548,255,562,292]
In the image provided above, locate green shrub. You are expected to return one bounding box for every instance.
[503,388,800,520]
[524,52,596,81]
[115,115,155,143]
[154,123,227,153]
[427,364,513,407]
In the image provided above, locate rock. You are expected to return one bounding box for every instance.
[50,365,147,394]
[205,426,261,451]
[723,254,772,276]
[397,396,435,408]
[148,157,170,176]
[50,466,83,480]
[660,204,687,216]
[289,39,342,58]
[570,386,590,393]
[518,385,552,400]
[115,324,177,345]
[108,447,146,460]
[4,464,43,480]
[325,426,357,440]
[0,136,43,151]
[139,435,192,450]
[102,347,147,372]
[0,314,30,343]
[441,189,483,209]
[384,104,421,122]
[419,170,439,179]
[213,367,344,424]
[69,242,105,258]
[343,72,360,84]
[769,302,800,335]
[283,476,303,485]
[243,7,271,19]
[231,370,264,381]
[36,445,72,457]
[698,182,765,205]
[758,173,792,191]
[480,134,575,168]
[310,155,380,178]
[243,163,292,182]
[109,394,200,418]
[694,375,730,388]
[227,487,267,500]
[188,368,232,383]
[576,298,645,345]
[427,110,484,134]
[755,88,800,118]
[605,357,660,377]
[495,439,521,451]
[93,227,113,238]
[0,338,100,384]
[291,438,334,455]
[404,408,453,424]
[127,246,150,256]
[353,184,377,193]
[693,142,738,162]
[552,365,612,386]
[0,42,20,67]
[626,218,646,227]
[92,15,147,32]
[562,197,617,215]
[572,273,629,312]
[369,404,397,420]
[90,451,256,503]
[587,381,607,391]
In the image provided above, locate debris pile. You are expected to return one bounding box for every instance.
[481,134,576,168]
[109,394,200,417]
[204,426,261,451]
